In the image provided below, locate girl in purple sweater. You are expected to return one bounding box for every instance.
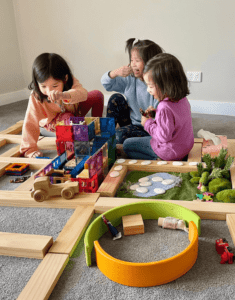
[123,53,194,161]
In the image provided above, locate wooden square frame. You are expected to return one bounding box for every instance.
[0,121,235,299]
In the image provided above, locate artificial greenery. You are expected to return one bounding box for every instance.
[216,189,235,203]
[208,178,232,194]
[117,171,198,201]
[190,148,234,194]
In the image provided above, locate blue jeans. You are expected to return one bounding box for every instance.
[123,136,159,160]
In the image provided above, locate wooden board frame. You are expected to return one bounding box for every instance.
[0,121,235,299]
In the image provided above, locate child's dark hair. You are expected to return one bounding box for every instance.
[28,53,74,102]
[144,53,190,102]
[125,38,164,65]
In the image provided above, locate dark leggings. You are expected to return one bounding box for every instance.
[106,93,150,144]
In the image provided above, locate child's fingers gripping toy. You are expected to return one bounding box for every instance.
[139,107,156,119]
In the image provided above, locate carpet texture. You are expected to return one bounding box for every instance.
[1,99,235,299]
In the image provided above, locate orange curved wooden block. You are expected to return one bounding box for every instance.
[94,221,198,287]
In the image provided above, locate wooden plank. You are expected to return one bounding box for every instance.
[0,121,23,135]
[0,191,99,208]
[0,162,10,176]
[15,163,50,191]
[227,139,235,158]
[14,175,36,191]
[0,138,7,148]
[0,145,21,157]
[0,134,22,144]
[187,143,202,162]
[0,157,52,169]
[97,165,128,197]
[226,214,235,246]
[230,165,235,189]
[49,206,94,256]
[226,214,235,243]
[94,197,235,220]
[17,253,69,300]
[194,138,203,143]
[38,137,57,150]
[0,232,53,259]
[113,160,198,173]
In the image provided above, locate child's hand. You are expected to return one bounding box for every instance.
[141,115,149,127]
[145,106,156,118]
[145,106,155,114]
[109,65,132,78]
[47,90,64,102]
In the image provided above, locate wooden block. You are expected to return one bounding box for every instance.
[49,206,94,256]
[0,134,22,144]
[0,162,9,176]
[0,232,53,259]
[17,253,69,300]
[122,214,144,236]
[187,143,202,162]
[228,139,235,158]
[97,165,128,197]
[37,137,57,150]
[115,160,198,173]
[0,157,52,169]
[0,121,23,135]
[0,145,21,157]
[95,197,235,220]
[0,190,99,208]
[194,138,203,143]
[226,214,235,246]
[0,138,7,148]
[230,165,235,189]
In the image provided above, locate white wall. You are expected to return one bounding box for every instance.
[0,0,25,102]
[1,0,235,108]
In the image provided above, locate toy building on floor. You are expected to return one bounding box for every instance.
[35,116,116,193]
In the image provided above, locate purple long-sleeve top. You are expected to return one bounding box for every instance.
[144,97,194,161]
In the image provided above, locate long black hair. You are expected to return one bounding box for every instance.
[28,53,74,102]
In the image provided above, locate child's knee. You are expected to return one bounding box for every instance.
[88,90,104,103]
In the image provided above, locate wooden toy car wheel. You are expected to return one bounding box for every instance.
[33,189,47,202]
[61,188,75,200]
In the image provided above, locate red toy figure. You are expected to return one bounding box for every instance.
[220,246,234,264]
[215,238,234,264]
[215,238,229,255]
[102,215,122,240]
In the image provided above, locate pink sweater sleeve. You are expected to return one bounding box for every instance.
[144,109,175,143]
[62,77,88,104]
[20,94,49,157]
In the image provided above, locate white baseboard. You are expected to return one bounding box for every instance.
[0,89,30,106]
[189,99,235,116]
[104,94,235,116]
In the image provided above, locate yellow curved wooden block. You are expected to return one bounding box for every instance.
[94,221,198,287]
